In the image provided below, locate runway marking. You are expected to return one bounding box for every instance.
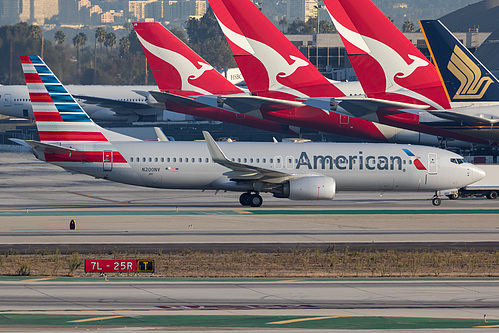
[2,208,499,217]
[68,192,131,204]
[267,316,340,325]
[22,278,54,282]
[475,324,499,328]
[67,315,132,323]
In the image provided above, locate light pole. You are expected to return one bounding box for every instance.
[314,3,322,70]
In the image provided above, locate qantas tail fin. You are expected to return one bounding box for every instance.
[209,0,345,98]
[133,22,242,96]
[21,55,136,144]
[420,19,499,102]
[323,0,451,109]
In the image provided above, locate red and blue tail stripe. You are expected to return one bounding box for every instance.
[21,55,105,142]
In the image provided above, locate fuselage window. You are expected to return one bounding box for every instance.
[250,158,253,163]
[161,157,164,162]
[167,157,170,162]
[206,158,209,163]
[270,158,274,163]
[238,158,241,163]
[179,158,182,162]
[409,160,412,165]
[173,158,177,162]
[192,158,195,163]
[256,158,260,163]
[130,157,133,162]
[199,158,202,163]
[244,158,247,163]
[142,157,146,162]
[263,158,266,163]
[185,158,188,163]
[155,157,158,162]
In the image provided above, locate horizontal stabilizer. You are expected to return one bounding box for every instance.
[11,139,77,155]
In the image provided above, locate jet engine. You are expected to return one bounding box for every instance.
[275,176,336,200]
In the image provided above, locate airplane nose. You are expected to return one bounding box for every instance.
[470,165,486,183]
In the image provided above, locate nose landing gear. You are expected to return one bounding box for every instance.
[239,191,263,207]
[431,196,441,206]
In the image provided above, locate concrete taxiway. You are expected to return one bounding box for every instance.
[2,151,499,251]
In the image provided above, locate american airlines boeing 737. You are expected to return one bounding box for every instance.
[14,56,485,206]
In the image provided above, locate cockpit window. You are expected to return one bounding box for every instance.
[451,158,466,164]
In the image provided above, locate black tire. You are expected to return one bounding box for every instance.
[432,197,441,206]
[239,193,251,206]
[249,194,263,207]
[447,193,459,200]
[487,191,498,200]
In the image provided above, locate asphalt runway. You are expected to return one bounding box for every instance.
[2,150,499,252]
[1,278,499,331]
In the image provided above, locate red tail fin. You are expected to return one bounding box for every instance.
[133,22,242,95]
[323,0,450,109]
[210,0,345,97]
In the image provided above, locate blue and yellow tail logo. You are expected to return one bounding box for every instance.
[420,19,499,102]
[447,45,493,100]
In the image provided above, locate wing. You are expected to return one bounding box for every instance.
[203,131,308,184]
[429,110,499,125]
[73,95,157,114]
[303,97,430,118]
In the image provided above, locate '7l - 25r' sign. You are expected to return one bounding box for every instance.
[85,260,154,273]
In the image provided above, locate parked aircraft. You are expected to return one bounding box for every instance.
[133,22,300,136]
[14,55,485,206]
[0,84,180,122]
[322,0,499,144]
[207,0,478,148]
[419,19,499,123]
[134,21,449,146]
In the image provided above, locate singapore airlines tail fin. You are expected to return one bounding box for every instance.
[209,0,344,97]
[420,20,499,102]
[133,22,242,96]
[323,0,451,110]
[20,55,137,155]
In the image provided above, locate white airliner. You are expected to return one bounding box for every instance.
[14,56,485,207]
[0,84,186,122]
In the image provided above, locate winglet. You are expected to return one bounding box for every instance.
[202,131,230,164]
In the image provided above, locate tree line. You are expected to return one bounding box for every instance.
[0,8,417,86]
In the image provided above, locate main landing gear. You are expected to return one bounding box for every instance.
[239,191,263,207]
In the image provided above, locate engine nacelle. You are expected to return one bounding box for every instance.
[276,176,336,200]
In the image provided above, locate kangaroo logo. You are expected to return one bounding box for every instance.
[215,17,310,97]
[448,45,493,100]
[136,33,214,95]
[329,13,446,110]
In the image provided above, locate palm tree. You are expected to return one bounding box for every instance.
[119,36,130,58]
[105,31,117,54]
[54,30,65,48]
[73,32,87,73]
[95,27,106,49]
[94,27,106,82]
[402,20,415,33]
[29,25,43,58]
[279,16,288,33]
